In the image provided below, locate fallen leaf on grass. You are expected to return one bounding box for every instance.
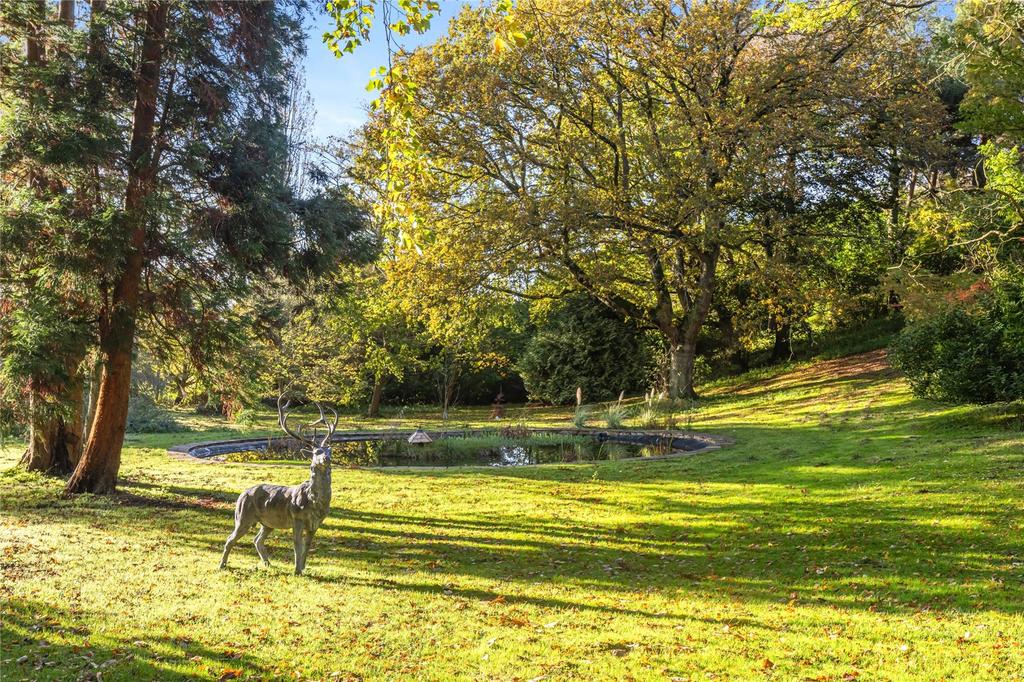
[218,669,242,681]
[497,613,530,627]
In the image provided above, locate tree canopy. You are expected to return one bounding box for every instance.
[354,0,942,398]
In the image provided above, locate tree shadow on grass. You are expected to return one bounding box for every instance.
[5,412,1022,623]
[303,572,773,631]
[303,411,1023,616]
[307,498,1023,617]
[1,598,267,681]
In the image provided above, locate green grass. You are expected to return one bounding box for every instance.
[2,350,1023,680]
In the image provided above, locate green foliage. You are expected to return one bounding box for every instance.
[889,276,1024,404]
[324,0,441,57]
[518,296,653,405]
[944,0,1024,141]
[232,408,260,431]
[125,395,186,434]
[269,261,526,412]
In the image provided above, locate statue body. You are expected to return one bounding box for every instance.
[219,399,337,575]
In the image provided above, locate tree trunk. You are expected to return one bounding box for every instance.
[24,419,69,474]
[665,244,721,400]
[667,343,698,401]
[886,153,903,261]
[658,340,670,399]
[441,379,454,421]
[65,375,85,466]
[82,352,102,442]
[66,1,168,495]
[25,0,46,65]
[67,333,134,493]
[440,372,458,421]
[21,346,86,475]
[20,1,51,472]
[171,363,191,405]
[367,375,384,418]
[973,135,988,189]
[22,392,68,474]
[87,1,107,106]
[59,0,75,27]
[770,316,792,363]
[22,385,84,475]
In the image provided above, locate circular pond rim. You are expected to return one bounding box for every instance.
[167,427,733,468]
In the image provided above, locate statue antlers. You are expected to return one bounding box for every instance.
[220,396,338,575]
[277,395,339,453]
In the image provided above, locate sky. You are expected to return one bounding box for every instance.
[301,10,450,141]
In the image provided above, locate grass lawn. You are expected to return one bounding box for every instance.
[2,349,1023,681]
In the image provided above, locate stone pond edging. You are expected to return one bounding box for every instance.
[168,428,733,468]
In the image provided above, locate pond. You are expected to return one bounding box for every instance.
[216,431,707,468]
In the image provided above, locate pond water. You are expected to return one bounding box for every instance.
[224,434,691,467]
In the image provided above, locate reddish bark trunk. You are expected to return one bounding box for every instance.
[66,1,168,495]
[59,0,75,27]
[25,0,46,64]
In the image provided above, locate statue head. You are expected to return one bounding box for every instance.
[310,447,331,474]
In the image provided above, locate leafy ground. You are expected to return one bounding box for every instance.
[2,350,1023,681]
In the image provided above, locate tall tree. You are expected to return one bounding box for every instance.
[0,0,109,473]
[358,0,940,397]
[2,2,372,493]
[68,0,169,494]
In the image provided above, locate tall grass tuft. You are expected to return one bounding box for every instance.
[637,390,663,429]
[603,403,629,429]
[604,389,630,428]
[637,406,660,429]
[572,405,591,428]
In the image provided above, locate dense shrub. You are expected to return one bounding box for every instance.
[232,407,260,430]
[518,295,654,404]
[889,279,1024,403]
[126,394,186,433]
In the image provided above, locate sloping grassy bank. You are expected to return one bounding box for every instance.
[2,350,1022,681]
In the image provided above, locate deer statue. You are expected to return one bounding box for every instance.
[219,396,338,575]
